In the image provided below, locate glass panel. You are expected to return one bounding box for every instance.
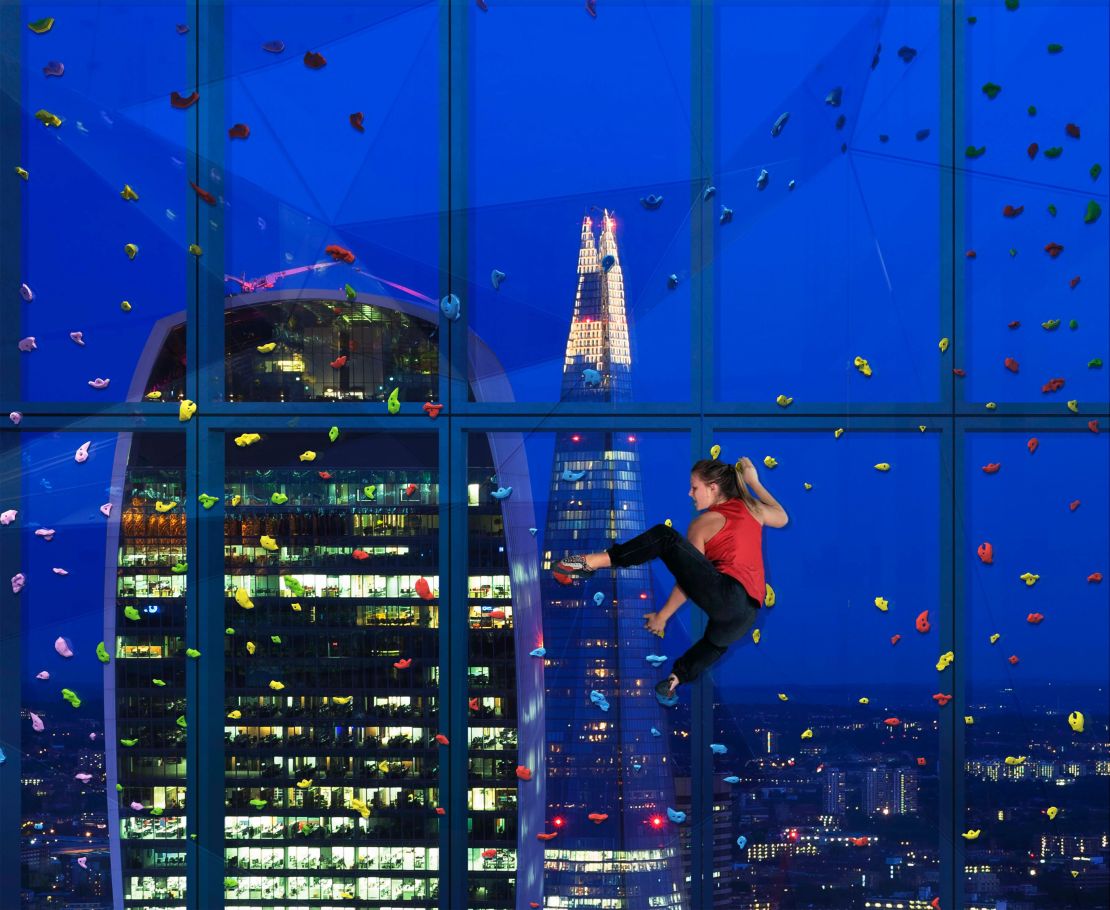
[222,2,440,405]
[715,2,941,404]
[222,431,439,906]
[963,1,1109,405]
[14,431,186,908]
[709,429,943,908]
[16,4,190,404]
[467,428,694,909]
[964,428,1109,909]
[468,4,692,404]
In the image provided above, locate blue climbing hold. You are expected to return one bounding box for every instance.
[736,835,747,849]
[601,254,616,272]
[771,111,790,136]
[582,369,602,388]
[825,86,843,107]
[719,206,733,225]
[710,743,728,755]
[702,185,716,200]
[593,591,605,607]
[632,762,642,771]
[529,527,537,536]
[491,269,506,290]
[756,169,769,191]
[491,486,512,500]
[529,647,547,658]
[645,654,668,667]
[650,727,662,737]
[640,194,664,210]
[667,274,678,289]
[561,468,586,482]
[666,808,686,824]
[723,775,740,784]
[440,293,461,321]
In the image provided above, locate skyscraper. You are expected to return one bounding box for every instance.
[539,213,685,909]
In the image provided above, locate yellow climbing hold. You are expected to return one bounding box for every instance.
[145,391,162,400]
[230,495,241,506]
[350,797,371,819]
[752,629,761,644]
[776,394,793,407]
[710,445,721,460]
[803,482,812,490]
[124,243,138,260]
[859,697,869,705]
[121,300,132,312]
[801,729,813,740]
[853,356,872,377]
[120,185,139,201]
[260,536,278,551]
[777,693,788,701]
[234,433,261,447]
[235,588,254,610]
[1046,806,1058,820]
[964,715,974,725]
[936,650,954,671]
[834,428,845,438]
[227,710,242,720]
[962,829,981,840]
[1019,572,1040,586]
[763,456,778,469]
[179,399,196,421]
[1004,755,1026,765]
[28,17,55,34]
[874,596,889,612]
[188,243,202,256]
[989,633,1000,644]
[1068,710,1084,733]
[1066,399,1078,413]
[246,641,256,655]
[875,463,891,471]
[34,109,62,128]
[939,337,950,353]
[268,680,285,691]
[154,500,178,512]
[256,343,276,354]
[764,584,775,607]
[986,402,997,410]
[332,696,352,705]
[290,602,302,612]
[664,518,672,527]
[15,167,29,180]
[298,451,317,462]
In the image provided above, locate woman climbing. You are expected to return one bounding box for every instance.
[553,456,788,705]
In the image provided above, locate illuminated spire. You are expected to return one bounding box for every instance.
[578,215,599,274]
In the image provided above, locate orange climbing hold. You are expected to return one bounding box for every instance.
[515,766,533,781]
[588,813,609,823]
[325,244,355,264]
[1088,573,1103,583]
[933,693,953,706]
[1008,655,1020,665]
[1027,438,1038,454]
[537,832,558,841]
[1027,613,1045,624]
[415,578,434,600]
[1070,276,1081,289]
[1069,500,1081,511]
[977,542,993,564]
[1042,377,1065,393]
[884,718,901,726]
[890,634,902,645]
[982,463,1001,474]
[1002,204,1024,217]
[393,658,412,669]
[1044,242,1064,258]
[1004,357,1019,372]
[916,610,931,633]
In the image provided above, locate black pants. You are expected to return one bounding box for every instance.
[606,523,760,684]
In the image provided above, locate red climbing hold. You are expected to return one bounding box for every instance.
[1027,142,1039,159]
[325,244,355,264]
[393,658,411,669]
[350,112,365,132]
[890,634,902,645]
[537,832,558,841]
[516,766,533,781]
[965,250,977,259]
[435,733,450,745]
[916,611,931,634]
[1069,500,1080,511]
[469,698,480,711]
[415,578,434,600]
[1088,573,1103,583]
[330,355,348,369]
[423,402,443,419]
[933,693,953,706]
[1042,378,1065,393]
[1089,420,1100,433]
[405,483,418,496]
[228,123,250,139]
[436,807,446,815]
[977,542,994,564]
[318,471,332,480]
[170,90,199,109]
[982,463,1001,474]
[1070,276,1081,289]
[953,368,966,377]
[1027,613,1045,624]
[1004,357,1019,372]
[849,837,870,846]
[588,813,609,823]
[917,757,927,766]
[304,51,327,69]
[1044,242,1064,258]
[1008,655,1020,665]
[1027,438,1038,454]
[481,849,497,859]
[1008,320,1020,328]
[1002,204,1024,217]
[189,181,216,205]
[352,549,369,560]
[1065,123,1080,138]
[884,718,901,726]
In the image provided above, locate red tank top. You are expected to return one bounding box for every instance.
[703,498,765,606]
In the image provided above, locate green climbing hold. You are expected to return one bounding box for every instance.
[124,606,141,621]
[185,648,201,658]
[344,283,356,302]
[149,807,164,816]
[1028,105,1037,116]
[1042,319,1061,330]
[965,145,986,159]
[249,799,268,809]
[96,641,111,664]
[198,493,218,509]
[120,738,138,747]
[171,562,188,573]
[226,627,236,635]
[190,834,198,840]
[152,678,166,686]
[61,688,82,708]
[328,426,340,443]
[1044,147,1062,159]
[270,635,282,644]
[1009,248,1017,257]
[1047,204,1057,216]
[271,492,288,505]
[981,82,1002,100]
[283,576,305,596]
[387,387,401,414]
[224,878,239,889]
[363,484,376,500]
[1085,201,1102,224]
[1005,0,1019,10]
[1069,319,1078,329]
[176,715,187,728]
[116,784,124,792]
[1047,43,1063,53]
[1089,358,1103,368]
[1092,163,1103,181]
[967,15,977,24]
